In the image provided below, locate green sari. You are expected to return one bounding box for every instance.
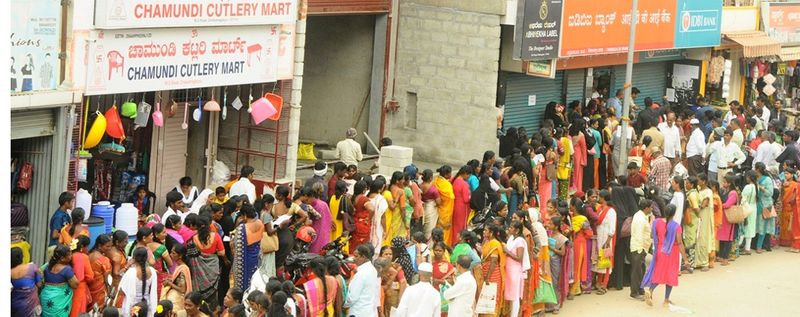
[40,265,74,317]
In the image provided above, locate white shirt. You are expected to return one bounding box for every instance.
[657,122,682,158]
[761,107,771,130]
[395,281,441,317]
[732,129,744,148]
[708,141,746,169]
[753,141,783,170]
[229,177,257,205]
[161,207,186,224]
[443,271,477,317]
[345,261,380,317]
[706,140,721,173]
[336,138,364,167]
[686,128,706,158]
[630,210,652,253]
[670,192,685,225]
[174,186,199,207]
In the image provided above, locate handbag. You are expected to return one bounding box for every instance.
[546,163,557,181]
[596,247,612,269]
[474,282,498,314]
[724,205,750,224]
[261,232,279,253]
[620,217,633,238]
[763,205,778,219]
[533,278,558,304]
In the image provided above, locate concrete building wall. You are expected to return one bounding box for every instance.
[385,0,504,165]
[299,15,376,148]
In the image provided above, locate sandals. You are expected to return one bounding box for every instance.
[644,289,653,307]
[595,288,607,295]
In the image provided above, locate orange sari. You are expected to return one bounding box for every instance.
[88,254,111,310]
[59,224,89,245]
[434,176,455,246]
[520,228,539,316]
[70,252,95,317]
[479,238,505,317]
[780,180,797,246]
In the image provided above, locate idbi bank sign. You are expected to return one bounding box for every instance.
[674,0,722,49]
[95,0,297,29]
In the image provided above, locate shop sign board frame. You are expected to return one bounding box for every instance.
[10,0,61,93]
[525,59,558,79]
[762,1,800,45]
[84,26,285,95]
[721,6,759,33]
[514,0,563,61]
[559,0,721,57]
[94,0,298,29]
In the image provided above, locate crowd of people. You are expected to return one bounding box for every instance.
[9,92,800,317]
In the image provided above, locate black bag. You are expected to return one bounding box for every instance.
[584,129,597,150]
[11,202,29,227]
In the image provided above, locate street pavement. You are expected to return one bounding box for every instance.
[557,249,800,316]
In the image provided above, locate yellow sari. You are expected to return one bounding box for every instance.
[329,195,344,241]
[434,176,455,246]
[383,190,396,246]
[480,238,505,316]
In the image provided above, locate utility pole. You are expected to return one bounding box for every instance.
[617,0,638,176]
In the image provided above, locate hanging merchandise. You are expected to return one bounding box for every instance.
[84,111,107,149]
[193,94,203,122]
[93,160,113,201]
[152,99,164,127]
[250,94,277,125]
[232,95,243,110]
[764,73,777,96]
[266,92,283,121]
[121,99,138,118]
[181,100,189,129]
[104,105,126,141]
[204,89,221,112]
[707,54,725,85]
[222,90,228,120]
[167,98,177,118]
[77,158,88,182]
[134,98,152,128]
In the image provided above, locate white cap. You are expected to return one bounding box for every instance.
[690,118,700,125]
[418,262,433,273]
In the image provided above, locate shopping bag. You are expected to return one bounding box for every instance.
[597,248,612,269]
[474,282,498,314]
[439,283,450,313]
[533,278,558,304]
[298,143,317,161]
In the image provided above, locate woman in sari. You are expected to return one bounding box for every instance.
[480,224,506,317]
[70,236,94,317]
[189,215,225,311]
[119,247,158,317]
[546,217,568,314]
[232,205,263,291]
[421,169,441,240]
[11,247,42,317]
[570,200,593,296]
[164,215,185,248]
[570,121,588,193]
[350,181,373,254]
[59,208,89,245]
[451,166,472,245]
[375,253,406,316]
[754,163,775,253]
[530,208,553,316]
[641,205,688,308]
[780,169,797,247]
[325,256,347,317]
[538,145,557,211]
[740,171,758,255]
[792,170,800,252]
[148,224,173,298]
[388,172,408,243]
[41,245,78,317]
[109,230,129,307]
[717,175,739,266]
[430,241,455,316]
[509,162,528,215]
[505,221,527,317]
[369,179,389,253]
[556,128,573,199]
[310,182,333,254]
[163,244,192,311]
[329,181,347,242]
[434,165,456,246]
[450,230,481,270]
[513,209,543,316]
[88,234,113,312]
[303,257,338,317]
[592,190,616,295]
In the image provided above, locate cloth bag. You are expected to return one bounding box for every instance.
[596,248,612,269]
[533,278,558,304]
[261,232,279,253]
[474,282,498,314]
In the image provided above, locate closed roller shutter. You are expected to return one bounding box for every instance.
[11,109,55,140]
[503,71,564,134]
[566,69,586,105]
[149,100,188,210]
[613,62,667,107]
[11,136,54,264]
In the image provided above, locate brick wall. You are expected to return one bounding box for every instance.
[385,1,502,166]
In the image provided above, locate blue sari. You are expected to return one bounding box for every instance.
[233,223,260,291]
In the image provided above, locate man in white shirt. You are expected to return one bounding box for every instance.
[336,128,364,167]
[630,199,653,300]
[395,262,441,317]
[161,191,187,224]
[686,118,707,175]
[229,165,257,205]
[729,119,744,148]
[345,244,380,317]
[658,112,682,164]
[757,97,771,130]
[443,255,477,317]
[709,129,747,185]
[753,131,783,172]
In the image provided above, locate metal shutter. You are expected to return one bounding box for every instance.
[613,62,667,106]
[148,99,188,210]
[566,69,586,105]
[11,109,55,140]
[503,71,564,134]
[11,136,54,264]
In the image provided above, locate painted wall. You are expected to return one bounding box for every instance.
[299,15,376,149]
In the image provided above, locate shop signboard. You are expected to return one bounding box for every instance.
[85,26,283,95]
[94,0,298,29]
[525,59,558,78]
[721,6,759,33]
[515,0,563,60]
[639,49,684,62]
[10,0,61,93]
[762,2,800,45]
[559,0,721,57]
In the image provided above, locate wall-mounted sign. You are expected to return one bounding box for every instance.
[762,2,800,45]
[11,0,61,93]
[94,0,297,29]
[85,26,283,95]
[559,0,721,57]
[721,6,759,33]
[526,59,557,78]
[640,49,684,62]
[515,0,563,61]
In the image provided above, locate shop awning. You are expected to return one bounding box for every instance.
[780,46,800,62]
[723,31,782,58]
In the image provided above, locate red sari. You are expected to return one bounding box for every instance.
[793,183,800,250]
[70,252,95,317]
[451,177,471,245]
[350,195,371,255]
[571,133,587,192]
[88,254,111,310]
[433,259,455,316]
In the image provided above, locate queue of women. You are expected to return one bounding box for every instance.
[10,95,800,317]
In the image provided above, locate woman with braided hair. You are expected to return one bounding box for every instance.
[118,247,157,317]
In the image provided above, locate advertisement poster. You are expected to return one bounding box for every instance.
[560,0,721,57]
[762,2,800,45]
[517,0,562,60]
[10,0,61,92]
[666,61,701,105]
[85,26,282,95]
[95,0,298,29]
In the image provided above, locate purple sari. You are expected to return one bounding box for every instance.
[233,223,260,291]
[11,264,40,317]
[641,219,679,288]
[309,198,333,254]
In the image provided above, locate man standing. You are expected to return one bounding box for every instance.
[753,132,783,172]
[337,128,364,167]
[705,128,724,182]
[49,192,75,247]
[658,112,682,165]
[443,255,477,317]
[757,97,771,131]
[708,129,746,184]
[395,262,441,317]
[686,118,706,175]
[641,119,664,153]
[770,99,787,130]
[776,130,800,169]
[729,119,744,148]
[305,161,329,202]
[229,165,257,204]
[630,199,653,300]
[609,89,624,119]
[345,244,380,317]
[648,148,672,193]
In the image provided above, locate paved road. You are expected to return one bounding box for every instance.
[556,249,800,316]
